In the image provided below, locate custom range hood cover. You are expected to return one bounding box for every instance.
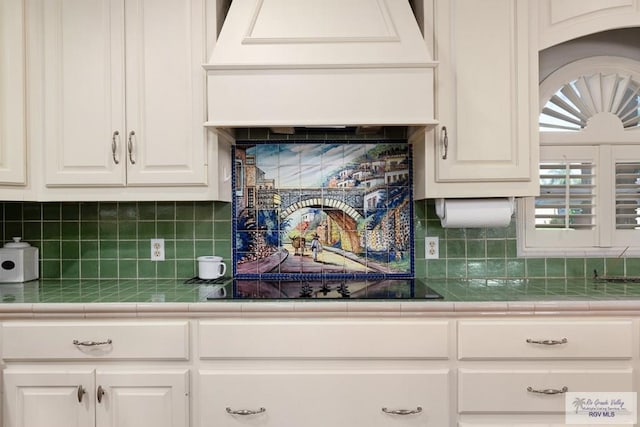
[205,0,436,128]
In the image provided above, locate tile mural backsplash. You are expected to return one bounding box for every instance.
[233,141,412,278]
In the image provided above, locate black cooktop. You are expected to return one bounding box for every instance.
[233,278,443,300]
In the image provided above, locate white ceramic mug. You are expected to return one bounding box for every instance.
[197,256,227,279]
[199,284,227,300]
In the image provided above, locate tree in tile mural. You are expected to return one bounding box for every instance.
[233,141,413,278]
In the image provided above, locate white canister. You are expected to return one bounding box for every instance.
[0,238,39,283]
[197,256,227,280]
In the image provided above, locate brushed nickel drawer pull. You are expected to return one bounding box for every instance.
[526,338,568,345]
[527,386,568,395]
[127,130,136,164]
[97,385,105,403]
[73,339,113,347]
[111,131,120,164]
[77,385,86,403]
[441,126,448,160]
[226,407,266,416]
[382,406,422,415]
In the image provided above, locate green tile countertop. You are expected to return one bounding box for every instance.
[1,278,640,304]
[428,278,640,302]
[0,279,231,304]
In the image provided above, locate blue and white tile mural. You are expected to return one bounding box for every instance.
[233,141,413,279]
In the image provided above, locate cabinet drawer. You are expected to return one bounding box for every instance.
[199,369,449,427]
[458,368,633,413]
[2,321,189,360]
[458,320,633,360]
[199,320,449,359]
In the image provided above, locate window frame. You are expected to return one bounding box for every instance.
[518,56,640,257]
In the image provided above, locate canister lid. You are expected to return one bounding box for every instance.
[4,237,31,249]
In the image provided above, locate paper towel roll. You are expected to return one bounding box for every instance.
[435,198,514,228]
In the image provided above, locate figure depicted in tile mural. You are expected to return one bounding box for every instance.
[233,142,412,278]
[310,233,322,262]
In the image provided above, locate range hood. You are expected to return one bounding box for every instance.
[205,0,436,128]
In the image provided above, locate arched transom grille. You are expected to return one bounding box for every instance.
[539,72,640,131]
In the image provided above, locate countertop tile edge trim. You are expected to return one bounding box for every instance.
[0,300,639,317]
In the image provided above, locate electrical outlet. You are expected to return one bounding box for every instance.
[151,238,165,261]
[425,236,439,259]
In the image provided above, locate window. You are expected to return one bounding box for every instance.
[535,158,596,231]
[235,159,244,197]
[616,161,640,230]
[519,57,640,256]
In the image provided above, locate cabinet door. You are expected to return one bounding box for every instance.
[95,370,189,427]
[43,0,126,187]
[3,369,94,427]
[199,369,449,427]
[0,0,26,185]
[124,0,206,186]
[434,0,537,183]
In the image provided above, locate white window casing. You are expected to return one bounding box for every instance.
[518,56,640,257]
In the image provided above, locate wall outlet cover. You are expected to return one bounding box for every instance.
[151,238,165,261]
[425,236,439,259]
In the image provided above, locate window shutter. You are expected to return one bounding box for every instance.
[539,72,640,132]
[615,162,640,230]
[535,161,596,230]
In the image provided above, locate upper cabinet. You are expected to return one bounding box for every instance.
[539,0,640,49]
[0,0,26,186]
[413,0,539,198]
[43,0,207,188]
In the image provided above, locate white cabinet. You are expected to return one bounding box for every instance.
[0,0,26,185]
[2,320,191,427]
[42,0,206,188]
[4,369,189,427]
[197,319,451,427]
[413,0,539,198]
[199,369,449,427]
[456,318,635,425]
[4,369,93,427]
[6,312,640,427]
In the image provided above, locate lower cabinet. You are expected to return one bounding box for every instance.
[3,368,189,427]
[3,315,640,427]
[199,369,449,427]
[456,318,635,426]
[197,319,451,427]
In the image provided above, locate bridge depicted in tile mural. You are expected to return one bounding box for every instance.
[256,188,365,221]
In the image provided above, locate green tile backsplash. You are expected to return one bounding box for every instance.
[4,113,640,287]
[1,198,639,281]
[0,200,640,279]
[414,199,640,281]
[0,201,232,280]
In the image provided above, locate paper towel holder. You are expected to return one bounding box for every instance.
[435,197,515,228]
